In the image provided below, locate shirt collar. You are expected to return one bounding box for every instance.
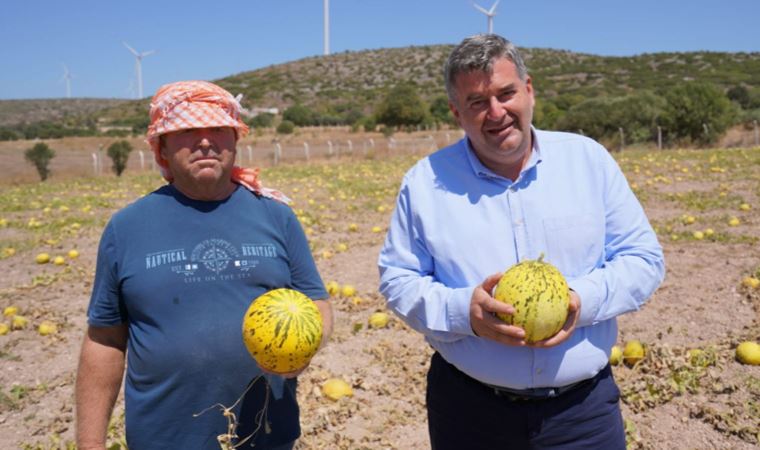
[463,127,543,182]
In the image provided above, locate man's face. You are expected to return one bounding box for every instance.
[449,57,535,176]
[161,127,237,187]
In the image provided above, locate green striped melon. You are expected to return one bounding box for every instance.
[492,254,569,343]
[242,288,323,373]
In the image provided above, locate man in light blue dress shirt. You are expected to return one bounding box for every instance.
[378,34,665,449]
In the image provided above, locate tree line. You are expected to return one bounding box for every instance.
[6,80,760,147]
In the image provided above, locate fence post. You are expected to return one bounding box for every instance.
[618,127,624,152]
[754,120,759,147]
[657,126,662,150]
[247,145,253,164]
[347,140,353,153]
[91,153,98,176]
[139,150,145,170]
[327,140,333,156]
[274,143,282,166]
[303,142,310,161]
[98,145,104,175]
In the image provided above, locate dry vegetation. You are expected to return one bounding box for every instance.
[0,133,758,449]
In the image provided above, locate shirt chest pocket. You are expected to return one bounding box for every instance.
[542,214,604,278]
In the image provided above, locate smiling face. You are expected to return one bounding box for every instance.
[449,57,535,180]
[160,126,237,200]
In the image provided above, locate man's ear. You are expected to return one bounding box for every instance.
[448,100,462,128]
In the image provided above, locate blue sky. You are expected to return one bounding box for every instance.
[2,0,759,100]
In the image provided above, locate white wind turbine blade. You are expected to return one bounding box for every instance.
[473,3,490,15]
[489,0,500,15]
[140,50,156,58]
[123,41,139,57]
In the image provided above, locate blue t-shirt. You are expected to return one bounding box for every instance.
[87,184,327,449]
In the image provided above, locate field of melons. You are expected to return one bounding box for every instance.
[0,143,758,449]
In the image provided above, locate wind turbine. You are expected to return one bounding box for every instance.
[323,0,330,55]
[126,78,137,99]
[473,0,500,34]
[61,63,73,98]
[123,42,155,99]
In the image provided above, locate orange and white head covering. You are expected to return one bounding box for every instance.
[146,80,289,204]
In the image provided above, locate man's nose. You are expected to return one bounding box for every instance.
[198,136,212,149]
[486,96,505,120]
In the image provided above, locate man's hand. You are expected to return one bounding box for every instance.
[530,290,581,348]
[470,273,526,346]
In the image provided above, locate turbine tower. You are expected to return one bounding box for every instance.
[61,64,73,98]
[323,0,330,55]
[123,42,155,99]
[473,0,500,34]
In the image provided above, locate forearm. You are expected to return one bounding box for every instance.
[379,266,474,342]
[75,325,127,449]
[314,299,333,345]
[569,248,664,326]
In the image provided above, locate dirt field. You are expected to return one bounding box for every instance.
[0,133,758,449]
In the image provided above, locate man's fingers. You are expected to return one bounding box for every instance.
[481,298,514,315]
[482,272,503,293]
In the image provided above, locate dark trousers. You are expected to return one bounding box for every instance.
[426,352,626,450]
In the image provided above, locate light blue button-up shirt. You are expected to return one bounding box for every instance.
[378,129,665,389]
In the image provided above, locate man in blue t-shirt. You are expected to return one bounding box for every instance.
[75,81,333,450]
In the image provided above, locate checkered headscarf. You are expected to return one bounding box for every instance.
[146,80,289,204]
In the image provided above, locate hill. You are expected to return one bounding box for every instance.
[1,45,759,139]
[0,98,130,127]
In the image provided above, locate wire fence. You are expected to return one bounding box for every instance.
[0,130,467,183]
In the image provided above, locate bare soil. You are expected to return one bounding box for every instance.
[0,136,758,450]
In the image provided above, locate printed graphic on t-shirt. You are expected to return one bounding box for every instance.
[144,238,278,283]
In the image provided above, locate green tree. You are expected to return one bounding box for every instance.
[533,99,564,130]
[727,85,751,109]
[24,142,56,181]
[246,112,275,128]
[557,92,666,144]
[107,140,134,176]
[375,83,429,129]
[661,82,736,145]
[429,95,454,125]
[276,120,295,134]
[283,105,316,126]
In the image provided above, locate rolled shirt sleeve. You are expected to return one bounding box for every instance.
[568,149,665,327]
[379,180,475,342]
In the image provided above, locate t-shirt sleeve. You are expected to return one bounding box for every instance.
[87,221,128,326]
[283,208,328,301]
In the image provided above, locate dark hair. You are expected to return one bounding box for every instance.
[444,34,528,102]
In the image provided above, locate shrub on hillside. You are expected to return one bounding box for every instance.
[106,140,133,176]
[283,105,316,126]
[661,82,737,145]
[24,142,56,181]
[429,95,455,126]
[246,113,275,129]
[277,120,295,134]
[557,91,666,144]
[376,83,430,128]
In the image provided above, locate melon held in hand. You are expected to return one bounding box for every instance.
[493,254,569,343]
[242,288,323,373]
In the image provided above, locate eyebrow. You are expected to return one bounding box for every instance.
[464,83,517,103]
